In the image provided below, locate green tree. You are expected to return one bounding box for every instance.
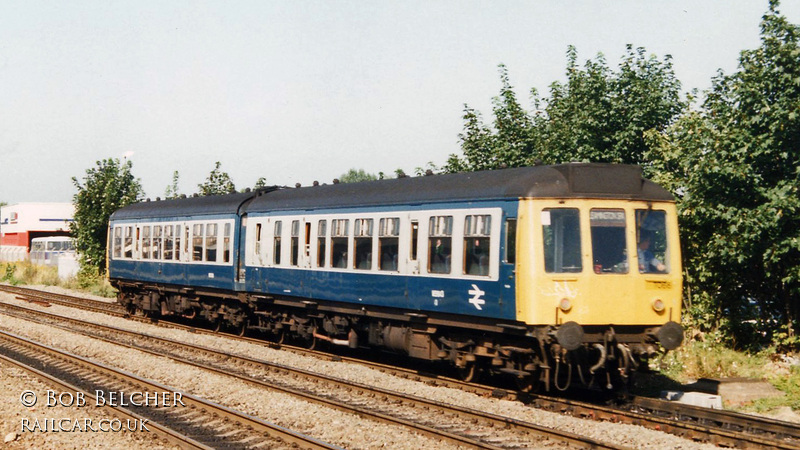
[649,1,800,348]
[445,48,684,172]
[446,65,539,172]
[338,168,377,183]
[71,158,143,275]
[164,171,181,199]
[542,45,684,166]
[198,161,236,195]
[254,177,268,189]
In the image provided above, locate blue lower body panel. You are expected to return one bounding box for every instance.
[110,260,238,292]
[244,266,516,321]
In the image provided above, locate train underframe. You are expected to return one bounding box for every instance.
[114,281,679,393]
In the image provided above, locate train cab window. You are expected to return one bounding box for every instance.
[542,209,582,273]
[273,221,283,265]
[590,209,627,273]
[504,219,517,264]
[379,218,399,271]
[223,223,231,263]
[636,210,669,274]
[113,227,122,258]
[142,226,152,260]
[153,226,163,260]
[428,216,453,274]
[124,226,133,258]
[193,224,204,261]
[331,219,349,269]
[206,223,218,262]
[464,215,491,276]
[317,220,327,268]
[291,220,300,266]
[354,219,373,270]
[164,225,174,260]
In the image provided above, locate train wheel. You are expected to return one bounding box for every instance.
[213,320,223,333]
[515,375,540,393]
[456,363,479,383]
[305,334,317,350]
[237,319,248,337]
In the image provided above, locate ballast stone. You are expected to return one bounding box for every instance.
[685,377,785,406]
[661,390,723,409]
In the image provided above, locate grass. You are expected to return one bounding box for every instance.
[0,261,116,298]
[637,335,800,417]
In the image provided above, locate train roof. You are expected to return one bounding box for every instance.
[110,164,674,221]
[244,163,673,213]
[110,191,257,221]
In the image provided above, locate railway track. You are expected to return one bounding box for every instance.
[2,283,799,449]
[0,328,340,450]
[0,299,619,449]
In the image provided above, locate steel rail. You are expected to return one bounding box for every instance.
[0,299,624,449]
[0,328,342,450]
[0,352,214,450]
[3,283,799,449]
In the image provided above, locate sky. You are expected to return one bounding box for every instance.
[2,1,800,204]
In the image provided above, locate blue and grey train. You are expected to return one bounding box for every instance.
[108,163,684,391]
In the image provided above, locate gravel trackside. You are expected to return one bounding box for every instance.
[0,288,719,449]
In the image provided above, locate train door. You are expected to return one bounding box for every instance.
[406,216,421,275]
[237,216,247,283]
[403,213,426,310]
[303,221,311,268]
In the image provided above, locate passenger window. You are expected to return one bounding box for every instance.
[142,226,152,260]
[428,216,453,274]
[223,223,232,263]
[504,219,517,264]
[206,223,218,262]
[331,219,349,268]
[317,220,327,268]
[164,225,174,260]
[464,215,491,276]
[113,227,122,258]
[273,221,282,265]
[354,219,373,270]
[291,220,300,266]
[153,226,163,260]
[175,225,182,261]
[193,224,204,261]
[255,223,262,261]
[379,218,399,271]
[184,226,190,260]
[124,226,133,258]
[410,220,419,261]
[636,210,669,274]
[543,209,582,273]
[590,209,627,273]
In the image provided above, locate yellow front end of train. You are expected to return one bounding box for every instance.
[515,198,682,330]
